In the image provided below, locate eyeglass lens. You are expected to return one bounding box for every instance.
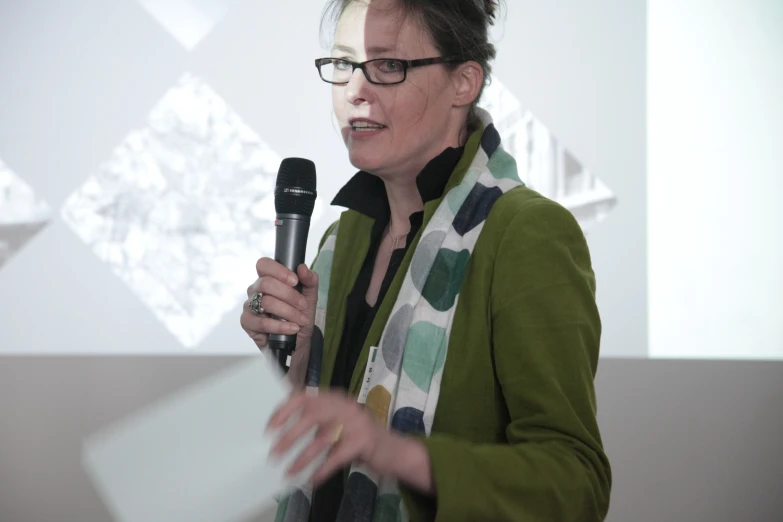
[320,59,405,84]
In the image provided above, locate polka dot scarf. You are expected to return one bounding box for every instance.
[277,108,523,522]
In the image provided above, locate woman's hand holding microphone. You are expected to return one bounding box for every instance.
[240,257,319,386]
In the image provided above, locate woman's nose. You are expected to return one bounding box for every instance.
[345,67,372,105]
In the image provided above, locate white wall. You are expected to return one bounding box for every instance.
[0,0,647,356]
[648,0,783,359]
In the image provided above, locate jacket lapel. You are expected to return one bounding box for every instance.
[318,210,373,389]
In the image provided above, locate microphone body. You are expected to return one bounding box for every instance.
[268,213,310,366]
[268,158,317,373]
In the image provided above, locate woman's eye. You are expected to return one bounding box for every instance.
[379,60,400,73]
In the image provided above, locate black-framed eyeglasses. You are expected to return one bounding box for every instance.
[314,57,462,85]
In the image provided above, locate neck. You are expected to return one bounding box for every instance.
[384,177,424,237]
[380,121,469,235]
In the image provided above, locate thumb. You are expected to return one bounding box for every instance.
[296,264,319,297]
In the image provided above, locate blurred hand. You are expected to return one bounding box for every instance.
[266,390,398,486]
[240,258,319,352]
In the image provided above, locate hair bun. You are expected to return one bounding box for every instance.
[484,0,499,22]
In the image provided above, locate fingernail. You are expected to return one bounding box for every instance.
[299,299,308,310]
[300,314,309,325]
[289,275,298,286]
[288,323,300,333]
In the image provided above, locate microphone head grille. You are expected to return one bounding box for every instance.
[277,158,316,191]
[274,158,317,216]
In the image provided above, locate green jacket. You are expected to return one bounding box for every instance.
[312,130,611,521]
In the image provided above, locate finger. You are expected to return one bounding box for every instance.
[240,308,300,336]
[271,407,331,456]
[247,277,262,298]
[266,392,309,432]
[297,265,319,306]
[249,332,268,348]
[259,276,308,312]
[296,264,319,289]
[257,294,309,327]
[284,423,339,477]
[311,432,362,486]
[256,257,299,286]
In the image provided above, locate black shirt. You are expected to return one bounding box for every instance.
[310,146,464,522]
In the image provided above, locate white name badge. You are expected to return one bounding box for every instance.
[357,345,379,404]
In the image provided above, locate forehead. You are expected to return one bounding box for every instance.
[333,0,432,56]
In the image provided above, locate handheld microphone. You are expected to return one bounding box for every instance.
[269,158,317,372]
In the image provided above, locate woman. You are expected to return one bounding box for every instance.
[240,0,611,520]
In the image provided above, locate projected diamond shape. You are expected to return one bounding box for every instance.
[61,73,282,348]
[0,158,51,269]
[481,77,617,231]
[135,0,240,50]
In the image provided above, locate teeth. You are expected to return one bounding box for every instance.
[352,122,384,129]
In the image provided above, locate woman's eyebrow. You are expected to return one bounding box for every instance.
[332,43,397,55]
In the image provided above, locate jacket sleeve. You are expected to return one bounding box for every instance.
[402,198,612,521]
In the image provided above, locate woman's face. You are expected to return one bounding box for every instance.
[332,0,463,178]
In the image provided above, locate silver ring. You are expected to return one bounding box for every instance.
[249,292,264,315]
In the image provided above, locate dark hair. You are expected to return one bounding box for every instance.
[321,0,504,134]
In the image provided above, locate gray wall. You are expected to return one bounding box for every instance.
[1,357,781,522]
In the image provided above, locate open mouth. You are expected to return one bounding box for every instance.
[349,119,387,132]
[352,124,386,132]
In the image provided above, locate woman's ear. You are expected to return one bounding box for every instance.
[452,61,484,108]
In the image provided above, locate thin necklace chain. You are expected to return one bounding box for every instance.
[385,223,409,253]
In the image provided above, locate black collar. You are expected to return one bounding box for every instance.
[331,146,465,220]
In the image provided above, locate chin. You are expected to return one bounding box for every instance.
[347,148,383,173]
